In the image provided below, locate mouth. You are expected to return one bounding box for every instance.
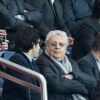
[54,51,61,54]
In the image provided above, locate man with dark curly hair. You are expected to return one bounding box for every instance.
[2,26,41,100]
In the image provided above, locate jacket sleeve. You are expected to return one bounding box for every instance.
[61,0,77,34]
[0,2,31,28]
[21,1,42,26]
[0,2,17,27]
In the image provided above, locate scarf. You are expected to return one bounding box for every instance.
[45,51,87,100]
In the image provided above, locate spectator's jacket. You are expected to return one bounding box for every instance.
[26,0,70,40]
[0,0,42,29]
[2,52,40,100]
[78,52,100,82]
[36,52,96,100]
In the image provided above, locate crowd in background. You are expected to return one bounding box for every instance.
[0,0,100,100]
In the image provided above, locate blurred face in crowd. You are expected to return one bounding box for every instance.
[46,34,67,61]
[0,29,9,51]
[32,42,40,59]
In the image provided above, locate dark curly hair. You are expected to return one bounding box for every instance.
[14,26,40,52]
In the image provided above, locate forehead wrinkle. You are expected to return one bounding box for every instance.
[48,35,65,44]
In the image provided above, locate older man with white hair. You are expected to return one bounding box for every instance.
[36,30,96,100]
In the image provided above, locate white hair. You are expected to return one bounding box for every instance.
[45,30,68,46]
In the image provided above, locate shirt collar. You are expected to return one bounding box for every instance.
[91,51,100,62]
[51,0,54,4]
[23,52,33,62]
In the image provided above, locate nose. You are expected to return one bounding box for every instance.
[55,43,60,48]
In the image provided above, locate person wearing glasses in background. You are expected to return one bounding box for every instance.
[36,30,96,100]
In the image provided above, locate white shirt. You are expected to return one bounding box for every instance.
[96,59,100,71]
[23,52,33,62]
[51,0,54,4]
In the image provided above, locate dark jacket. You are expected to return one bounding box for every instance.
[27,0,69,40]
[2,52,40,100]
[61,0,92,35]
[36,52,96,100]
[0,0,42,29]
[78,52,100,82]
[91,81,100,100]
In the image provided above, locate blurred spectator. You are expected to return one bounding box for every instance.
[0,0,42,50]
[72,0,100,61]
[61,0,93,36]
[0,0,42,30]
[36,30,96,100]
[78,32,100,84]
[2,26,40,100]
[0,28,9,70]
[26,0,71,41]
[0,29,9,54]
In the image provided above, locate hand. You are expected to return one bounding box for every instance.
[15,15,25,21]
[0,40,9,51]
[62,74,73,80]
[24,10,28,12]
[68,37,74,46]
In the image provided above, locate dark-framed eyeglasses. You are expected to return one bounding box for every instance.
[48,42,66,48]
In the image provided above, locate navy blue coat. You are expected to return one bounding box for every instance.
[2,52,40,100]
[78,52,100,82]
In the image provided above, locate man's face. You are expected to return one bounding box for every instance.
[46,35,67,60]
[32,43,40,59]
